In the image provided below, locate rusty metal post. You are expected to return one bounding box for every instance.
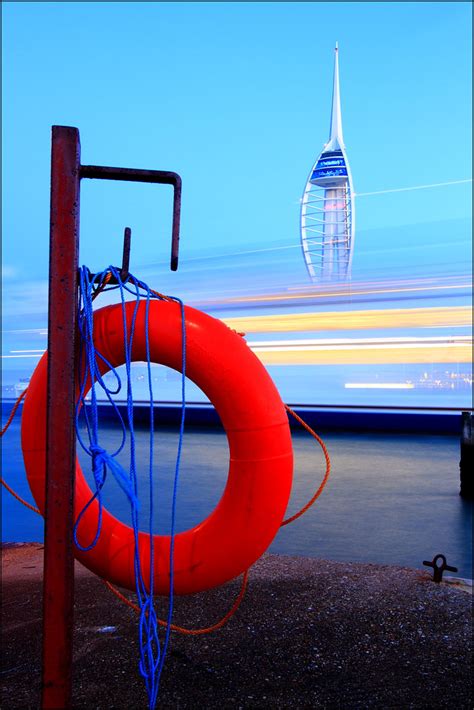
[39,128,181,707]
[460,411,473,499]
[42,126,81,709]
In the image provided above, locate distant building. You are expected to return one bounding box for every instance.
[300,44,355,281]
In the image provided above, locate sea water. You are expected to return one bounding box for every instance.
[2,406,472,579]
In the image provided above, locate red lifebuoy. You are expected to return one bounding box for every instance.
[21,300,293,595]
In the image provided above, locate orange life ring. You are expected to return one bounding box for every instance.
[21,300,293,595]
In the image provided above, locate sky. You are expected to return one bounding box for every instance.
[2,2,472,405]
[2,2,472,278]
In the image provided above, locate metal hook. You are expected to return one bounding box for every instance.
[80,164,181,272]
[120,227,131,282]
[85,227,132,288]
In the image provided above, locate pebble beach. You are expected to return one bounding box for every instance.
[1,543,472,708]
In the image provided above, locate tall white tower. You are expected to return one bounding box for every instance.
[300,43,355,281]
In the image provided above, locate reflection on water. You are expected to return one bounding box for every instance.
[2,411,472,578]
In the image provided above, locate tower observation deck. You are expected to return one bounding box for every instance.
[300,44,355,281]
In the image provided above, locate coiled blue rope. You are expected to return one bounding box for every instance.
[74,265,186,709]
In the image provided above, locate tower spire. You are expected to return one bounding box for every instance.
[300,42,355,282]
[327,42,344,150]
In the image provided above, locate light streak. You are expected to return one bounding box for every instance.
[250,335,471,349]
[2,329,48,335]
[221,282,471,305]
[173,243,299,263]
[223,306,471,333]
[250,343,471,366]
[10,349,45,353]
[285,275,468,293]
[344,383,415,390]
[246,334,472,366]
[355,178,472,197]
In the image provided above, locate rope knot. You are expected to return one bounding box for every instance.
[91,444,141,511]
[90,444,108,486]
[89,444,107,461]
[90,444,107,457]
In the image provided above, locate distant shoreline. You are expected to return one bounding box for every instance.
[1,398,465,434]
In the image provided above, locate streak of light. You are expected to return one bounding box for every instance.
[1,329,48,335]
[10,349,45,353]
[250,343,471,366]
[285,275,468,292]
[223,306,471,333]
[355,178,472,197]
[184,243,299,262]
[221,282,471,305]
[254,343,467,352]
[250,336,471,349]
[344,383,415,389]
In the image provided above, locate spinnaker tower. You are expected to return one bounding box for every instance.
[300,43,355,281]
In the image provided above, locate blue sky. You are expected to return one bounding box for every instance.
[1,1,472,409]
[2,1,472,285]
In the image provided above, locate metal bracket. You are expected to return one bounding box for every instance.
[80,164,182,271]
[422,554,458,583]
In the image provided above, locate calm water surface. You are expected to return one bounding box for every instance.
[2,409,472,578]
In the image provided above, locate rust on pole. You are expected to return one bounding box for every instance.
[42,125,81,709]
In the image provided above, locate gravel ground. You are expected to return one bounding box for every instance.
[1,544,472,709]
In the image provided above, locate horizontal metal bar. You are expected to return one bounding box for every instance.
[80,164,180,184]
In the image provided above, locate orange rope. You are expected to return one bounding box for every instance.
[1,386,248,635]
[150,287,174,303]
[1,388,27,435]
[1,309,331,636]
[2,389,330,632]
[0,389,40,514]
[1,476,40,514]
[91,271,112,301]
[0,271,113,507]
[102,570,249,635]
[103,404,331,632]
[281,404,331,526]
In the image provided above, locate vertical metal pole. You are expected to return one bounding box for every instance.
[460,411,473,499]
[42,126,81,709]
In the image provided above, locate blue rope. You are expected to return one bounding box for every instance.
[74,265,186,709]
